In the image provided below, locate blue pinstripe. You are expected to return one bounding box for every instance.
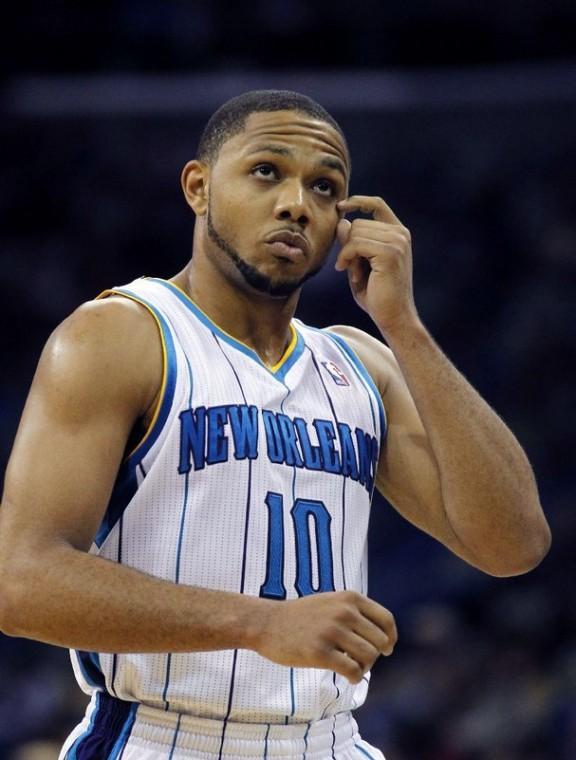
[288,667,296,723]
[279,378,298,726]
[168,714,182,760]
[309,349,349,592]
[213,334,254,760]
[263,723,271,759]
[310,348,345,720]
[162,337,194,713]
[331,715,337,759]
[174,354,195,586]
[302,721,311,760]
[109,514,124,697]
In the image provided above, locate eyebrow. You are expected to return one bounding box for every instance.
[246,144,348,180]
[319,157,347,178]
[247,143,291,157]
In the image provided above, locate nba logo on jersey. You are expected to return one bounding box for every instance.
[321,360,350,386]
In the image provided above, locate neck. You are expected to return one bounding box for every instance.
[171,257,300,368]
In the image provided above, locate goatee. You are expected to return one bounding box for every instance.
[206,208,321,298]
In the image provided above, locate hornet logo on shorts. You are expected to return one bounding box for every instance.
[321,360,350,387]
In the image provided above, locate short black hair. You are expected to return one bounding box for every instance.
[197,89,349,166]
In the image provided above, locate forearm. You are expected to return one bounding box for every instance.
[0,542,399,685]
[382,316,551,574]
[0,542,266,652]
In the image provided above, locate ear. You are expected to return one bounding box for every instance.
[181,160,209,216]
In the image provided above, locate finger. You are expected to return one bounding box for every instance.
[335,237,390,270]
[329,650,365,684]
[338,254,366,284]
[358,599,398,649]
[337,629,380,671]
[352,615,396,656]
[348,219,410,243]
[337,195,402,225]
[336,218,352,247]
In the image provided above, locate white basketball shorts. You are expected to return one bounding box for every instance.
[59,692,385,759]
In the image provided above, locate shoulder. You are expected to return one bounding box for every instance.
[52,294,158,348]
[37,295,162,420]
[324,324,400,397]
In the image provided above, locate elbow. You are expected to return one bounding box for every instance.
[509,515,552,576]
[482,521,552,578]
[527,519,552,569]
[0,564,23,637]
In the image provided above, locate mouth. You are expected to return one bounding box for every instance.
[265,241,306,263]
[264,230,309,262]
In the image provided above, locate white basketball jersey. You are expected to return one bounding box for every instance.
[70,277,386,726]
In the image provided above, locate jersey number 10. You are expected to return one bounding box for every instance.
[260,491,336,599]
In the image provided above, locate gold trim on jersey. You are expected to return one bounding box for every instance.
[96,288,169,460]
[156,279,299,373]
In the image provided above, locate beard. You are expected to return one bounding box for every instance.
[206,206,323,298]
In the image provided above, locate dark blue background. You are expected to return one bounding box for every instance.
[1,3,575,758]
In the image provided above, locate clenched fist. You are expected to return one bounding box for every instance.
[252,590,397,684]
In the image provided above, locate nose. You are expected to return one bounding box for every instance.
[274,180,309,226]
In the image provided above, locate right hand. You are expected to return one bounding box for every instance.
[253,590,397,684]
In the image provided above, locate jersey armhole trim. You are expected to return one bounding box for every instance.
[96,288,177,463]
[148,278,305,379]
[322,329,388,445]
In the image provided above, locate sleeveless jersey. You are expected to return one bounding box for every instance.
[70,276,387,726]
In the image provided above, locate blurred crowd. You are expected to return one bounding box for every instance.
[4,0,576,73]
[1,88,574,759]
[1,2,575,758]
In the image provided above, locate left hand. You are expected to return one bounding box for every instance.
[335,195,417,334]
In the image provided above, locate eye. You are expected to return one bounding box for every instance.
[251,164,278,180]
[312,178,335,197]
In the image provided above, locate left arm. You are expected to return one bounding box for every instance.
[332,196,551,576]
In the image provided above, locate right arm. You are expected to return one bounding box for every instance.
[0,298,396,683]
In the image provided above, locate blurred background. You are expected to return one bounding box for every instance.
[1,2,575,758]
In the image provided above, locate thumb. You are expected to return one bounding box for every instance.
[337,218,352,247]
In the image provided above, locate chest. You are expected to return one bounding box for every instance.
[174,328,380,494]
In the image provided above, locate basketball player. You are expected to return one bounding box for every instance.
[0,91,550,759]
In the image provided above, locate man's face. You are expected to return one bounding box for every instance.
[203,110,350,298]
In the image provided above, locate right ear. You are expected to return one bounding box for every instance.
[181,160,209,216]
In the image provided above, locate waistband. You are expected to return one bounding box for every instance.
[101,694,361,758]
